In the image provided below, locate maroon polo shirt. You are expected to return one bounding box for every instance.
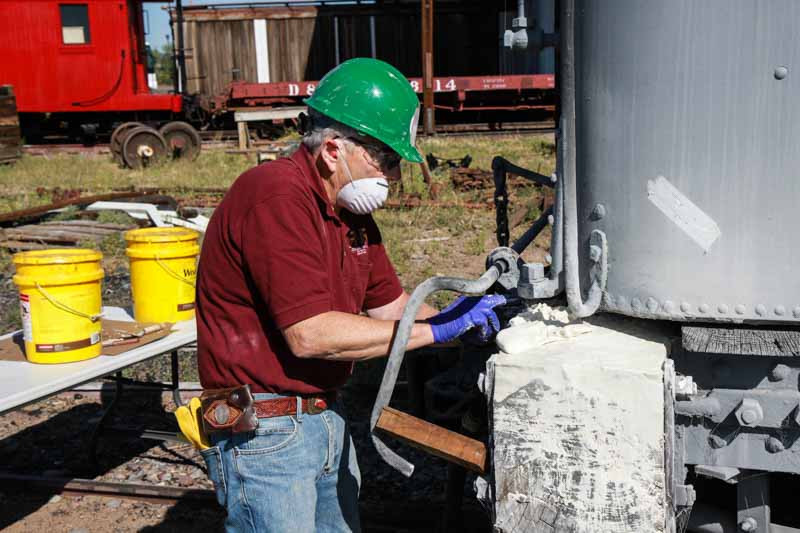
[196,145,403,394]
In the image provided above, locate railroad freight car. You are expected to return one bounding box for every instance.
[0,0,202,168]
[172,0,557,131]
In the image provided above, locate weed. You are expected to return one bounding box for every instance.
[48,206,82,221]
[95,209,138,226]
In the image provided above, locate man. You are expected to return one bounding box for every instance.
[196,58,504,532]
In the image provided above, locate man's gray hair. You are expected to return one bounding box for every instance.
[300,108,363,153]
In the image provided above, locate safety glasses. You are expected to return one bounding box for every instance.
[345,137,401,171]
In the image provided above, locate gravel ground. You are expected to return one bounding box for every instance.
[0,269,492,532]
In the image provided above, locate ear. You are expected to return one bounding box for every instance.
[319,138,342,175]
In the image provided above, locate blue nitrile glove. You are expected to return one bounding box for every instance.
[429,294,507,344]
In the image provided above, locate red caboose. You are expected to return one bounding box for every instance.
[0,0,200,167]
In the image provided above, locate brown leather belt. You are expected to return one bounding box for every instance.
[253,393,336,419]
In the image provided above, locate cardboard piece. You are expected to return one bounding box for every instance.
[0,320,174,363]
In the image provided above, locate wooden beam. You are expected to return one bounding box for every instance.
[421,0,435,135]
[682,325,800,356]
[237,121,250,150]
[375,407,487,474]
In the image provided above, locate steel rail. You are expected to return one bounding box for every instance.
[0,473,215,505]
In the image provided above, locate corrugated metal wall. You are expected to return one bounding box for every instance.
[173,2,504,97]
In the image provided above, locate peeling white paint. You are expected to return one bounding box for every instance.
[647,176,721,252]
[489,314,670,532]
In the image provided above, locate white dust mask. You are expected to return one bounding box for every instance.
[336,151,389,215]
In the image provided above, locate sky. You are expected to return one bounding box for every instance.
[144,1,350,51]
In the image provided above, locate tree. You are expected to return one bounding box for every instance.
[153,42,175,87]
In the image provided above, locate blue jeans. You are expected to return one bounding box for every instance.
[200,394,361,532]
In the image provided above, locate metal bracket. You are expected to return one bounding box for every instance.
[485,247,521,291]
[86,201,209,232]
[694,465,742,484]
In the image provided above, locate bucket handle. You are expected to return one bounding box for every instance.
[35,283,103,322]
[155,256,196,289]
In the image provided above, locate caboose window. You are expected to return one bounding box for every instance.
[60,4,90,44]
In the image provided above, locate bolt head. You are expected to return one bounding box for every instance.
[735,398,764,427]
[523,262,546,281]
[740,516,758,531]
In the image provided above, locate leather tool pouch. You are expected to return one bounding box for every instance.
[200,385,258,434]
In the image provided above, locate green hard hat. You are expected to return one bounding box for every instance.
[305,58,423,164]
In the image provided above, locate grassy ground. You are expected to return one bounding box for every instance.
[0,133,556,326]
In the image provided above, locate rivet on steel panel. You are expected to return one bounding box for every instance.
[590,203,606,220]
[632,298,643,311]
[774,305,786,316]
[769,364,790,382]
[717,304,729,314]
[709,434,727,449]
[699,303,710,314]
[680,302,692,313]
[755,304,767,316]
[735,304,746,315]
[664,300,676,313]
[794,307,800,319]
[646,297,659,313]
[775,66,789,80]
[766,436,785,453]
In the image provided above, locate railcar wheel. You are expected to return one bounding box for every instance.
[121,126,168,169]
[110,121,144,164]
[159,121,202,161]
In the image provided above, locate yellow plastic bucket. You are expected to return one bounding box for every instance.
[12,249,104,364]
[125,227,200,323]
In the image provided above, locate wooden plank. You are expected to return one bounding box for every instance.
[6,226,118,238]
[41,221,134,231]
[682,326,800,356]
[0,241,71,251]
[2,229,86,244]
[0,85,20,164]
[375,407,487,474]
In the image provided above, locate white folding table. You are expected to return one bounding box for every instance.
[0,306,196,417]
